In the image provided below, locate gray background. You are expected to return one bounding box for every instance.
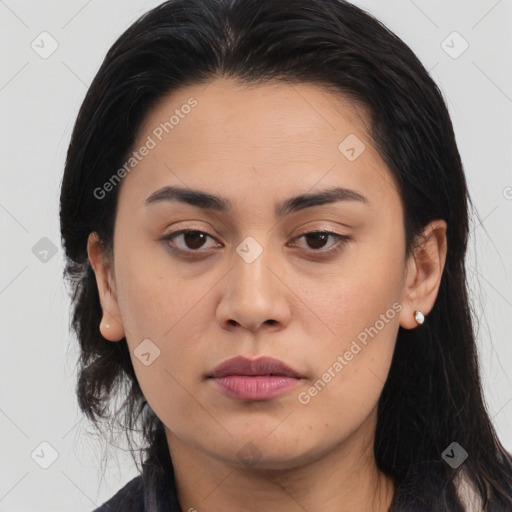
[1,0,511,510]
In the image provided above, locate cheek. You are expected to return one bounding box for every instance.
[295,317,398,444]
[310,252,403,347]
[131,357,215,451]
[298,244,402,417]
[114,252,215,373]
[114,246,204,338]
[117,270,213,434]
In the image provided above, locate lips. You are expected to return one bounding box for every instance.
[207,356,304,400]
[207,356,304,379]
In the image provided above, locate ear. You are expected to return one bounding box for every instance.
[87,232,126,341]
[399,220,448,330]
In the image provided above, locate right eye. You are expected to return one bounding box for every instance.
[162,229,222,253]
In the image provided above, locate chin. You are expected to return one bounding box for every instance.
[207,435,323,472]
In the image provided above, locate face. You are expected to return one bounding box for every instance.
[89,77,444,471]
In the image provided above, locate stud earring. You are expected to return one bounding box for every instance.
[105,324,110,328]
[414,310,424,325]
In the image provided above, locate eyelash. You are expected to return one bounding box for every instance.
[162,228,351,257]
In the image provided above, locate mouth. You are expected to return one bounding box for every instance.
[207,355,304,379]
[207,356,304,401]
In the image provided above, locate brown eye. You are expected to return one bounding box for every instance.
[303,232,330,250]
[164,230,219,252]
[293,231,351,253]
[181,231,208,250]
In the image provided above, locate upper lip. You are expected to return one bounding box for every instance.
[208,356,304,379]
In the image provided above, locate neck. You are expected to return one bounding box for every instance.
[165,411,395,512]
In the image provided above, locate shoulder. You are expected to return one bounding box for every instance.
[90,475,144,512]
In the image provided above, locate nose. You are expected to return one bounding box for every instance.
[216,241,292,333]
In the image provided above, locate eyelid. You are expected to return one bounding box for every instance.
[163,228,221,252]
[162,226,351,256]
[290,230,351,254]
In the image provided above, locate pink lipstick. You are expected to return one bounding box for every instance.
[207,356,304,401]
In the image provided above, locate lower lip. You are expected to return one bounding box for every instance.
[209,375,302,400]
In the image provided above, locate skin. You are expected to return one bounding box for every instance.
[88,78,447,512]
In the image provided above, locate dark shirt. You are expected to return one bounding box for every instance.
[91,472,182,512]
[91,475,145,512]
[91,428,183,512]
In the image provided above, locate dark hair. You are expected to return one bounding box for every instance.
[59,0,512,510]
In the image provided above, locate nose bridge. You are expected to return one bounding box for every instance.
[215,232,290,331]
[232,234,275,297]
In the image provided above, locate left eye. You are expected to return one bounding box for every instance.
[291,231,350,252]
[162,229,350,254]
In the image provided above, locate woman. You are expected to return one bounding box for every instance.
[59,0,512,510]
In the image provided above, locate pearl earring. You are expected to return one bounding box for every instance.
[414,310,424,325]
[105,323,110,328]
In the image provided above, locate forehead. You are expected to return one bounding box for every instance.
[118,77,400,214]
[137,78,370,158]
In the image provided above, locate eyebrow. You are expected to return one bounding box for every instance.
[144,185,369,218]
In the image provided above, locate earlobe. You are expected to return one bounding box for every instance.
[87,232,126,342]
[399,220,448,330]
[99,316,125,342]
